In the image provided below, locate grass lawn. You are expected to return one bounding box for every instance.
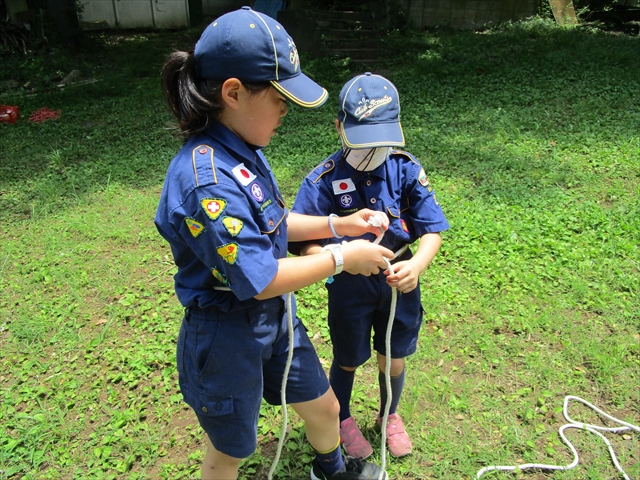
[1,17,638,480]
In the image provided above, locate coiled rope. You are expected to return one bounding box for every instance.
[476,395,640,479]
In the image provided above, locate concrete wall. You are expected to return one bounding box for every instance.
[80,0,190,29]
[399,0,539,29]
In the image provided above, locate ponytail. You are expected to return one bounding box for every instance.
[161,50,223,139]
[161,50,273,140]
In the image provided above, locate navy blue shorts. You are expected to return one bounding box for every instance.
[326,263,423,368]
[176,295,330,459]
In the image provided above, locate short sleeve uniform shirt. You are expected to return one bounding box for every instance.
[155,122,288,311]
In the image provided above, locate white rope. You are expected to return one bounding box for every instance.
[370,215,398,480]
[476,395,640,479]
[269,216,398,480]
[267,292,294,480]
[378,256,396,480]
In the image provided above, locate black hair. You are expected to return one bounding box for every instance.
[161,50,271,139]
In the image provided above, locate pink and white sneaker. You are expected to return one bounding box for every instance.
[378,413,412,457]
[339,417,373,459]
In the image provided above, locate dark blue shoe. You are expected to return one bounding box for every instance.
[310,455,388,479]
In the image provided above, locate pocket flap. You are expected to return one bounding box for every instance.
[185,390,235,417]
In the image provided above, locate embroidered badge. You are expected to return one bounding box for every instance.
[287,37,300,72]
[201,198,227,220]
[400,219,409,233]
[332,178,356,195]
[232,163,256,186]
[354,95,392,121]
[217,243,239,264]
[250,182,264,202]
[211,267,228,285]
[222,216,244,237]
[340,194,353,208]
[185,217,205,238]
[418,168,430,187]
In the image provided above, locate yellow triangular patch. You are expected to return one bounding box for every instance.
[185,217,205,237]
[201,198,227,221]
[217,243,239,264]
[222,216,244,237]
[212,267,228,285]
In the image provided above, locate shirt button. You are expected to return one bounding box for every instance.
[199,148,207,154]
[201,406,208,413]
[370,198,377,204]
[366,180,372,186]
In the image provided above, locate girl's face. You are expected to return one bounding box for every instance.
[221,84,288,148]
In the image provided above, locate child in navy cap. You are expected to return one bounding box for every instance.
[155,9,394,480]
[291,72,450,460]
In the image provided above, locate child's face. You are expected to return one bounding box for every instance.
[228,85,289,148]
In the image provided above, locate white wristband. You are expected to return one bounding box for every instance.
[328,213,344,239]
[321,243,344,275]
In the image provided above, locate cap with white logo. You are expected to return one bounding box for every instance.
[338,72,405,148]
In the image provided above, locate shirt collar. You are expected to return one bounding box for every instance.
[203,122,260,165]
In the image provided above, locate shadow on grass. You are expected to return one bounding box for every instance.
[0,19,638,223]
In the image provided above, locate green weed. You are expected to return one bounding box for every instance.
[1,17,638,480]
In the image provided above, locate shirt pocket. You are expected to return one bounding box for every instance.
[254,191,288,258]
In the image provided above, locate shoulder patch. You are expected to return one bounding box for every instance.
[307,159,336,184]
[191,145,217,186]
[185,217,205,237]
[217,243,239,264]
[418,168,430,187]
[201,198,227,220]
[221,216,244,236]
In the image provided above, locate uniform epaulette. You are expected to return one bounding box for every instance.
[191,144,218,187]
[306,158,336,184]
[390,149,420,166]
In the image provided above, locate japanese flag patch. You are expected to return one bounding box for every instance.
[232,163,257,186]
[332,178,356,195]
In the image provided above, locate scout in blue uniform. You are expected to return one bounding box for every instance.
[154,9,395,480]
[291,73,450,460]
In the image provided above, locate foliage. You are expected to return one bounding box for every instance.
[1,17,639,479]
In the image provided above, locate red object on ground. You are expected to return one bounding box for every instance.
[0,105,20,124]
[29,107,61,123]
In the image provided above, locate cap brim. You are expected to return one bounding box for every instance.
[340,122,405,149]
[271,73,328,108]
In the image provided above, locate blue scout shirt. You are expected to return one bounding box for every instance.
[155,122,288,311]
[291,149,449,254]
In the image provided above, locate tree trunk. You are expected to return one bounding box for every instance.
[549,0,579,25]
[45,0,83,49]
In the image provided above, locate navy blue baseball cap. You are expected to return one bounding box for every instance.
[194,6,328,108]
[338,72,405,148]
